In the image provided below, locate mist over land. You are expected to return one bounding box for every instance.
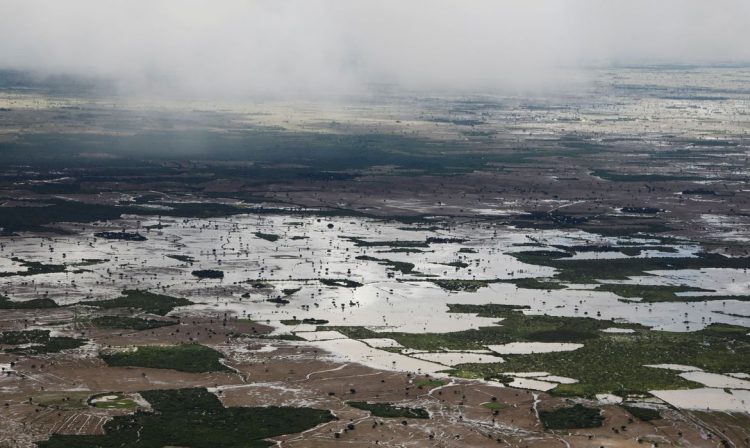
[2,0,750,98]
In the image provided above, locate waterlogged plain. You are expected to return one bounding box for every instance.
[0,212,749,410]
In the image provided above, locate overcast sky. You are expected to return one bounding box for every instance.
[1,0,749,97]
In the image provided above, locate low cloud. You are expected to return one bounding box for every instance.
[1,0,748,98]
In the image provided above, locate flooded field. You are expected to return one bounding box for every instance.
[2,213,748,332]
[1,213,748,409]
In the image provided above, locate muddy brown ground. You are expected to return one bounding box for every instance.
[0,307,745,448]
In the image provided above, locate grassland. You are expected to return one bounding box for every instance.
[89,393,139,409]
[100,344,229,373]
[32,392,92,411]
[415,378,445,389]
[37,388,335,448]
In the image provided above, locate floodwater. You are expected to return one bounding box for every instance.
[1,212,749,400]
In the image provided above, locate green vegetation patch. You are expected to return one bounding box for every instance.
[621,405,661,421]
[344,236,429,248]
[81,290,191,316]
[426,278,565,292]
[192,269,224,279]
[539,404,604,429]
[330,307,750,396]
[595,284,715,302]
[356,255,415,274]
[32,392,92,411]
[100,344,229,373]
[0,257,66,277]
[254,232,280,242]
[415,378,445,389]
[512,252,750,283]
[166,254,195,263]
[429,279,498,292]
[504,278,567,290]
[482,401,510,411]
[280,318,329,325]
[94,231,147,241]
[441,261,470,269]
[328,304,611,351]
[92,316,178,331]
[551,244,677,257]
[0,295,58,309]
[38,387,335,448]
[347,401,429,419]
[320,278,363,288]
[1,329,86,354]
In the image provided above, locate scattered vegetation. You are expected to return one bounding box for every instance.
[621,207,662,214]
[92,316,178,331]
[32,392,91,411]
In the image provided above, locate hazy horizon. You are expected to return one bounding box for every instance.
[1,0,749,99]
